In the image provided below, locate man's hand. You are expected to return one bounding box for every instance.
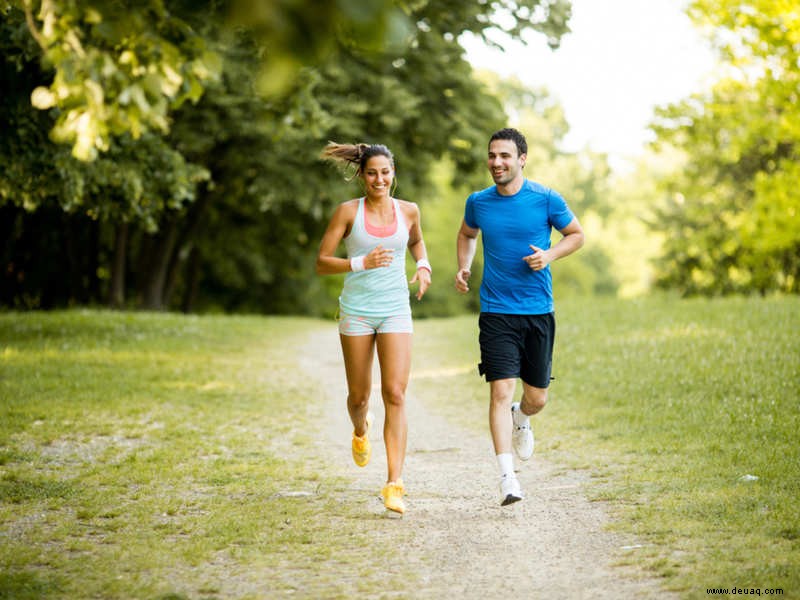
[523,245,552,271]
[454,268,471,293]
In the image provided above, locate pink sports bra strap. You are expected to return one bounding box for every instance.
[364,201,398,237]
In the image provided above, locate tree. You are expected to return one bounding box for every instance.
[1,7,208,308]
[649,0,800,295]
[7,0,218,161]
[1,0,575,312]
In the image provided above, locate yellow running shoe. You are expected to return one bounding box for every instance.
[351,412,373,467]
[381,479,406,515]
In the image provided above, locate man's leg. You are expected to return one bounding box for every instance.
[490,378,523,505]
[519,382,548,416]
[489,378,517,455]
[511,382,546,461]
[512,313,554,460]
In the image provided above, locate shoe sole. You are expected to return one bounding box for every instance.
[501,493,523,506]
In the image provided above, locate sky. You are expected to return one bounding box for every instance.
[460,0,718,169]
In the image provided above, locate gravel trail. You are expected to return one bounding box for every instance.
[301,328,674,599]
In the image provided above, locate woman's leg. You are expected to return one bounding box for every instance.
[339,333,376,435]
[375,332,412,483]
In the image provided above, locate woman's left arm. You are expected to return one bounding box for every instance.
[404,201,431,300]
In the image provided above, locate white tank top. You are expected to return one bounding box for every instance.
[340,197,411,317]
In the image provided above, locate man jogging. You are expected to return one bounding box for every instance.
[455,128,584,505]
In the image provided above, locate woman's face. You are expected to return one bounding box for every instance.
[361,155,394,198]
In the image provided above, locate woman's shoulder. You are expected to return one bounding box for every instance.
[395,198,420,215]
[334,198,361,214]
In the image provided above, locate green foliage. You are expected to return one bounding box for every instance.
[9,0,219,161]
[649,1,800,295]
[1,0,576,312]
[0,11,208,227]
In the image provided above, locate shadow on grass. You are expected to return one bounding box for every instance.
[0,571,63,600]
[0,474,75,503]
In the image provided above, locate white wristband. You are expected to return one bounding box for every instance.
[350,256,366,272]
[416,258,432,273]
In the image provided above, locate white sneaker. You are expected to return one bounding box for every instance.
[500,475,523,506]
[511,402,534,461]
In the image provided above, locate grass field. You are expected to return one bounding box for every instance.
[412,295,800,598]
[1,296,799,598]
[0,312,413,598]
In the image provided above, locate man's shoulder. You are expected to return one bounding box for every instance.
[468,185,498,202]
[521,179,553,196]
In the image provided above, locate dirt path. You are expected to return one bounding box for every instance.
[301,328,674,599]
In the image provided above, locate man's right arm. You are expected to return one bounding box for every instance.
[455,219,479,294]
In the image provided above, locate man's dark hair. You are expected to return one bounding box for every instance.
[489,128,528,157]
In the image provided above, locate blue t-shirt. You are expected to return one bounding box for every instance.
[464,179,575,315]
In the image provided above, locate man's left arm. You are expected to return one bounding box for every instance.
[524,217,585,271]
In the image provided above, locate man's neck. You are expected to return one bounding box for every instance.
[496,176,525,197]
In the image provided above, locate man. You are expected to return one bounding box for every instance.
[455,128,584,505]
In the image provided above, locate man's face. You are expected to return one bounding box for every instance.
[487,139,526,186]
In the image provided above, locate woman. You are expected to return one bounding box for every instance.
[316,142,431,516]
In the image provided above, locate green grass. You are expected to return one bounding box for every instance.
[0,311,413,599]
[2,297,798,598]
[412,295,800,598]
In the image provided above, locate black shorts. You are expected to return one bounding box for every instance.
[478,312,555,388]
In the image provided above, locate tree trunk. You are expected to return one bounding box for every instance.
[62,214,85,304]
[163,194,210,306]
[141,221,179,311]
[87,220,101,303]
[108,222,128,308]
[181,246,201,313]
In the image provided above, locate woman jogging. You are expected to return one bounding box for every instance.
[316,141,431,516]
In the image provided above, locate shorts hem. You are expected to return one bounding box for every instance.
[338,312,413,336]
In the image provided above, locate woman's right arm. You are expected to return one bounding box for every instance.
[316,203,353,275]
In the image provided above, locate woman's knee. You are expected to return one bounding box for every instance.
[347,389,370,409]
[381,384,406,408]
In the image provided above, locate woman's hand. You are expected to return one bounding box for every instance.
[410,267,431,300]
[364,245,394,269]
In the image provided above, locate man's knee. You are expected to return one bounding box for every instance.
[521,387,547,414]
[490,379,516,406]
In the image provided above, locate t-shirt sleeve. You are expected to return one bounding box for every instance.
[464,193,479,229]
[548,189,575,231]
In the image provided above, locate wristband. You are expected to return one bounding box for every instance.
[350,256,365,272]
[416,258,432,273]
